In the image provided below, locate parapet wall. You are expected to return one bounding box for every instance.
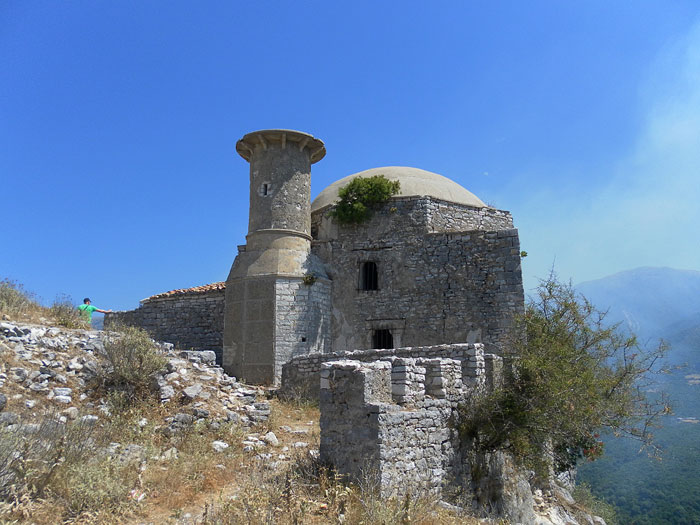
[105,288,225,362]
[424,198,514,233]
[318,354,573,524]
[280,343,503,399]
[311,196,514,238]
[319,356,481,497]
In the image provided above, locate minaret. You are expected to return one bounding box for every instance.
[223,130,328,384]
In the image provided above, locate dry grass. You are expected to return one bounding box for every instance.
[198,450,474,525]
[0,396,478,525]
[0,279,38,320]
[0,279,89,329]
[142,422,244,511]
[49,294,90,330]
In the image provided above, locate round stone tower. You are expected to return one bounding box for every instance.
[223,130,330,385]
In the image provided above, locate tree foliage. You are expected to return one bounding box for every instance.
[330,175,400,224]
[458,275,670,476]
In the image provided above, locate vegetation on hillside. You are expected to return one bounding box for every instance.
[0,279,37,319]
[100,324,168,398]
[579,418,700,524]
[0,279,89,329]
[578,352,700,524]
[0,281,471,524]
[0,399,470,524]
[458,275,670,478]
[330,175,400,224]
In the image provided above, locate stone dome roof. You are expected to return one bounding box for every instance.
[311,166,486,212]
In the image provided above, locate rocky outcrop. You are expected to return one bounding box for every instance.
[0,321,269,430]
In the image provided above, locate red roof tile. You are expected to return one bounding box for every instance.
[142,282,226,302]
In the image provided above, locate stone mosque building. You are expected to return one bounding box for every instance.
[106,129,525,385]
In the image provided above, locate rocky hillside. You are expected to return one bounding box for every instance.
[0,320,324,524]
[0,320,270,431]
[0,319,609,525]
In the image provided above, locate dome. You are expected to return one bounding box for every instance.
[311,166,486,212]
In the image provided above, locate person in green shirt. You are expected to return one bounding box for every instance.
[77,298,112,323]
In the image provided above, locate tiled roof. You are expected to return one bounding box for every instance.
[142,282,226,302]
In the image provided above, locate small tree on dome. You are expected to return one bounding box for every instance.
[330,175,400,225]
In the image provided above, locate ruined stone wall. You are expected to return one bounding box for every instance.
[319,357,475,497]
[105,289,225,362]
[311,197,524,355]
[318,355,546,524]
[280,342,494,400]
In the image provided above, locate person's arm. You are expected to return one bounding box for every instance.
[95,308,113,313]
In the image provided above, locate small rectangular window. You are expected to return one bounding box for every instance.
[360,261,378,290]
[373,329,393,349]
[263,184,269,196]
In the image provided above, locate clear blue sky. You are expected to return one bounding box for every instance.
[2,1,700,311]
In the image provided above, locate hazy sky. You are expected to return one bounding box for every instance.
[2,1,700,311]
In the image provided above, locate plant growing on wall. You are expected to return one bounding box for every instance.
[458,274,670,477]
[330,175,400,225]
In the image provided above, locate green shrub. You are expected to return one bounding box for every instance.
[102,325,168,397]
[330,175,400,224]
[458,274,670,477]
[49,294,90,330]
[572,482,619,525]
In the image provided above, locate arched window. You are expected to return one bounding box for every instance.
[359,261,378,290]
[373,329,393,349]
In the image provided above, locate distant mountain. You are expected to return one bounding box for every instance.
[576,267,700,342]
[575,267,700,524]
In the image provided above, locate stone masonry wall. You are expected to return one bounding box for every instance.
[273,277,332,380]
[105,289,225,362]
[311,196,524,355]
[318,355,560,524]
[280,342,490,400]
[425,198,514,232]
[311,196,513,238]
[319,357,475,497]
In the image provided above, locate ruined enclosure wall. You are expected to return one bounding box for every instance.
[311,197,524,355]
[319,356,540,523]
[280,342,492,399]
[319,358,471,497]
[105,289,225,361]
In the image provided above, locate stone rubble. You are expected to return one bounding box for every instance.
[0,321,270,435]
